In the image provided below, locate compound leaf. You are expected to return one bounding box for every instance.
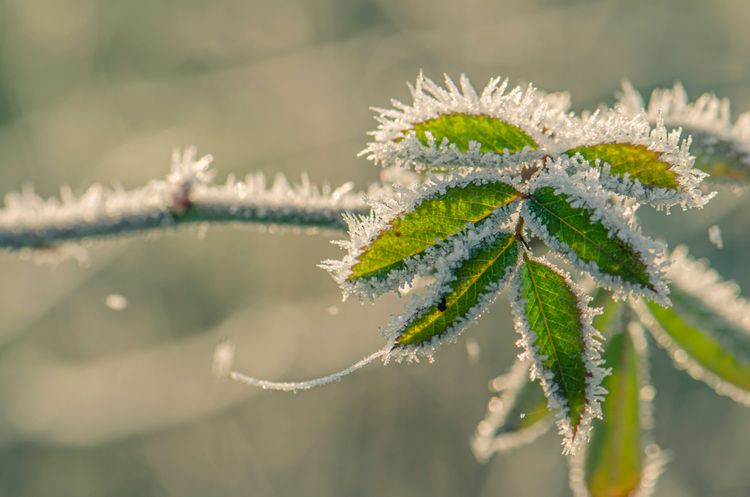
[388,232,519,355]
[511,256,606,454]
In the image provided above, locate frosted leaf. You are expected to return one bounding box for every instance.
[383,227,520,362]
[618,81,750,183]
[523,159,670,304]
[321,171,521,300]
[509,255,609,455]
[361,72,571,170]
[559,105,712,210]
[632,246,750,404]
[569,322,667,497]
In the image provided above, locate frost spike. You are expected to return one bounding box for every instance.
[510,255,608,455]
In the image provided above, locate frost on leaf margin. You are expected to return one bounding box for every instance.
[619,81,750,183]
[522,159,670,304]
[321,171,520,300]
[361,72,570,170]
[632,246,750,405]
[471,359,551,462]
[383,226,521,362]
[558,104,712,210]
[510,255,609,455]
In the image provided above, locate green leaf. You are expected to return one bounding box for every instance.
[644,290,750,398]
[565,143,679,190]
[513,256,603,451]
[350,179,520,282]
[688,131,750,183]
[411,113,538,154]
[394,232,519,348]
[585,330,643,497]
[525,186,658,295]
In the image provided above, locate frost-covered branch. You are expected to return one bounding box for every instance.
[0,148,371,252]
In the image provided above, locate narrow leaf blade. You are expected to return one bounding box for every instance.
[510,256,607,454]
[386,231,520,359]
[570,323,667,497]
[585,331,643,497]
[635,246,750,404]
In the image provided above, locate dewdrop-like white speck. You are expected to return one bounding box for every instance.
[212,339,236,379]
[465,338,481,364]
[629,247,750,405]
[105,293,128,311]
[0,148,372,252]
[509,256,609,456]
[568,321,668,497]
[523,158,670,305]
[618,81,750,177]
[557,103,713,211]
[381,223,522,363]
[320,170,522,301]
[471,359,553,462]
[708,225,723,249]
[360,72,571,171]
[230,347,387,392]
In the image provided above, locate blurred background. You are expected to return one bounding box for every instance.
[0,0,748,495]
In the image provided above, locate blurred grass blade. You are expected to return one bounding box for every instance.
[472,360,551,461]
[566,144,679,189]
[634,246,750,405]
[387,232,519,357]
[584,330,642,497]
[570,323,667,497]
[511,256,607,454]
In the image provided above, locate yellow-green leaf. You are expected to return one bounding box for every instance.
[566,144,679,190]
